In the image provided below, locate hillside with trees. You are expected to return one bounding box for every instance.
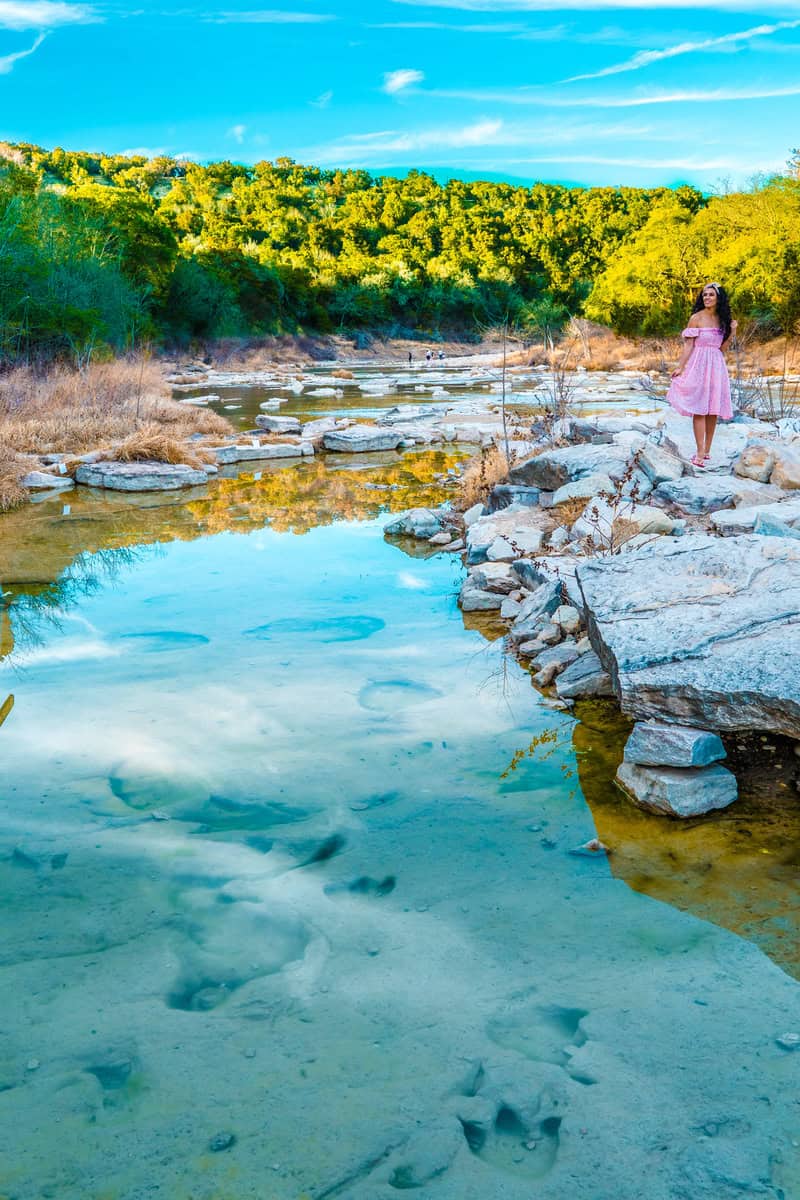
[1,141,798,363]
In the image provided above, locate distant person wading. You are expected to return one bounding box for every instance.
[667,282,737,469]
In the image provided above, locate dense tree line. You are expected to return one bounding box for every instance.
[0,140,798,363]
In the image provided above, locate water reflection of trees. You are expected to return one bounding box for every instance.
[187,450,466,536]
[1,545,149,663]
[0,449,466,664]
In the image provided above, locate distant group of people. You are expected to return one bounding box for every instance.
[407,349,445,365]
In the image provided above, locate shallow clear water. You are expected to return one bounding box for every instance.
[175,361,652,431]
[1,438,799,1199]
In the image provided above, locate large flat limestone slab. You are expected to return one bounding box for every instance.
[323,426,403,453]
[577,534,800,736]
[75,460,209,491]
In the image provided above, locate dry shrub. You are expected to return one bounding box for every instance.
[0,359,231,455]
[332,369,354,379]
[550,497,586,529]
[110,424,214,468]
[458,446,509,510]
[0,446,26,513]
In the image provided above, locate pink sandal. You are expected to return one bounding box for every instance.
[691,454,706,469]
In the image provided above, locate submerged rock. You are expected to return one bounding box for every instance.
[615,761,738,818]
[577,534,800,736]
[75,461,208,491]
[624,721,726,768]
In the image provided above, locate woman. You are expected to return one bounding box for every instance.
[667,282,737,468]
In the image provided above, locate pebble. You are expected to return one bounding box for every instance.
[569,838,611,858]
[243,1048,256,1059]
[208,1132,236,1152]
[151,811,170,821]
[26,1059,40,1071]
[776,1033,800,1051]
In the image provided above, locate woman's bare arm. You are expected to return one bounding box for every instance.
[721,319,738,351]
[672,336,695,378]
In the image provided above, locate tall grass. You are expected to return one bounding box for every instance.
[0,359,230,456]
[0,447,25,512]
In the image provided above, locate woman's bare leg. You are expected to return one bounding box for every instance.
[692,415,705,458]
[704,415,718,457]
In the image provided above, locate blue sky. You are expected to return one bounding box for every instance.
[2,0,800,187]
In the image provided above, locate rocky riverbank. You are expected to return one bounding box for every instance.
[386,405,800,820]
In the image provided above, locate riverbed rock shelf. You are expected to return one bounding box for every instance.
[384,398,800,817]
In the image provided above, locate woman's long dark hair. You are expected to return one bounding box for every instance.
[692,283,732,342]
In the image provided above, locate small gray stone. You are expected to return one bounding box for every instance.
[776,1033,800,1051]
[384,507,444,539]
[209,1132,237,1153]
[555,652,615,699]
[459,585,503,612]
[22,471,74,491]
[554,604,581,636]
[639,443,684,486]
[753,512,800,540]
[624,721,726,768]
[615,761,737,818]
[254,414,302,434]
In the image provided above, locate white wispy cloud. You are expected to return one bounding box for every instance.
[382,67,425,93]
[0,1,96,29]
[310,88,333,107]
[566,18,800,81]
[393,0,800,10]
[432,82,800,106]
[0,28,44,70]
[227,123,247,143]
[204,9,336,23]
[370,20,527,30]
[501,154,780,170]
[306,117,671,163]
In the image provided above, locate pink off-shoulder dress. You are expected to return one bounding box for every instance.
[667,326,732,419]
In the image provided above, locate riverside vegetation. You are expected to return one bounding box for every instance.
[1,141,800,364]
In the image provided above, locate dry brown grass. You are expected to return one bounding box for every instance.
[457,446,509,510]
[332,369,354,379]
[0,359,231,456]
[550,497,586,528]
[109,425,215,468]
[0,447,26,513]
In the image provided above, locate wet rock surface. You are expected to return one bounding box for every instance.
[616,760,738,817]
[578,535,800,737]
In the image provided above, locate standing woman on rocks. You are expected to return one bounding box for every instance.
[667,282,737,468]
